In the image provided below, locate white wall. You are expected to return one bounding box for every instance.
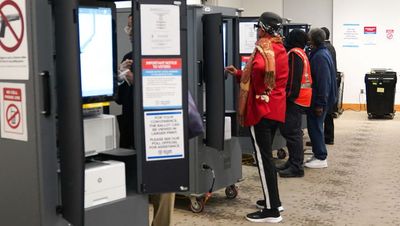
[211,0,242,9]
[333,0,400,104]
[283,0,332,31]
[240,0,283,17]
[209,0,283,17]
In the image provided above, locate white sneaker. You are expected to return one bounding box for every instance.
[305,156,315,163]
[304,157,328,168]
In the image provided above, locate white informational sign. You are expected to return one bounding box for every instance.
[140,4,180,55]
[142,58,182,109]
[0,82,27,141]
[364,26,377,46]
[239,22,257,54]
[342,23,361,48]
[144,110,184,161]
[0,0,29,80]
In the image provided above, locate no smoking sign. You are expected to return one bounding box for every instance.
[1,83,27,141]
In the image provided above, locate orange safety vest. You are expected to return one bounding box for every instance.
[288,47,312,107]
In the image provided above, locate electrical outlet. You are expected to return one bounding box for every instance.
[360,89,364,94]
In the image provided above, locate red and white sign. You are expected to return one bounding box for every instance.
[364,26,377,34]
[141,58,182,109]
[1,83,27,141]
[241,55,251,69]
[0,0,29,80]
[386,29,394,40]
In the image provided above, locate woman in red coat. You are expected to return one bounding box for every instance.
[225,12,288,223]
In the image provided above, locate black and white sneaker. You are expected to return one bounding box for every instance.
[256,200,284,212]
[246,209,282,223]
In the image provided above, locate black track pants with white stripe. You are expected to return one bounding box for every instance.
[250,118,282,209]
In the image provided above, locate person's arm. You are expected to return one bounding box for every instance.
[311,55,331,110]
[327,44,337,72]
[286,52,303,102]
[225,65,243,83]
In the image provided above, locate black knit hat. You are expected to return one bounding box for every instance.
[258,12,282,34]
[285,29,309,49]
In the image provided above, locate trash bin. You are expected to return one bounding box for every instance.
[365,70,397,119]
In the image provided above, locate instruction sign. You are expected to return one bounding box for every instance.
[0,82,27,141]
[140,4,180,55]
[239,21,257,54]
[342,23,361,48]
[144,110,184,161]
[0,0,29,80]
[142,58,182,110]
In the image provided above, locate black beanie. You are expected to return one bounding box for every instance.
[285,29,308,50]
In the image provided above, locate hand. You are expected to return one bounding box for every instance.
[224,65,237,75]
[314,106,323,117]
[119,59,133,71]
[125,70,134,85]
[118,59,134,85]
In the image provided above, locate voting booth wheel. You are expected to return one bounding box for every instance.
[277,148,287,159]
[225,185,238,199]
[189,197,205,213]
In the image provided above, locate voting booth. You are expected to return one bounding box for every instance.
[0,0,189,225]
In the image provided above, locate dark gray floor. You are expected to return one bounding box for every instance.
[171,111,400,225]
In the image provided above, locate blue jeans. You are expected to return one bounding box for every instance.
[306,108,328,160]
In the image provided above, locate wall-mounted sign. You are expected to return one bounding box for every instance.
[342,23,361,48]
[386,29,394,40]
[364,26,377,45]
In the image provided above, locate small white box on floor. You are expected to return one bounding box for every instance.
[224,116,231,140]
[85,160,126,208]
[83,114,116,156]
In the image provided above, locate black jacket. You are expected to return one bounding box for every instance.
[286,50,304,103]
[116,51,134,149]
[324,40,337,71]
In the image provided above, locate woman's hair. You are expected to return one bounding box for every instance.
[309,28,326,47]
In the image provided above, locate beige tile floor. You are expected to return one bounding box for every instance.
[170,111,400,226]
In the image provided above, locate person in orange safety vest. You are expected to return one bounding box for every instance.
[276,29,312,178]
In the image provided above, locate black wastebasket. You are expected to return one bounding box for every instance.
[365,71,397,119]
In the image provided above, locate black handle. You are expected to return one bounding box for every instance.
[40,71,51,116]
[197,60,203,86]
